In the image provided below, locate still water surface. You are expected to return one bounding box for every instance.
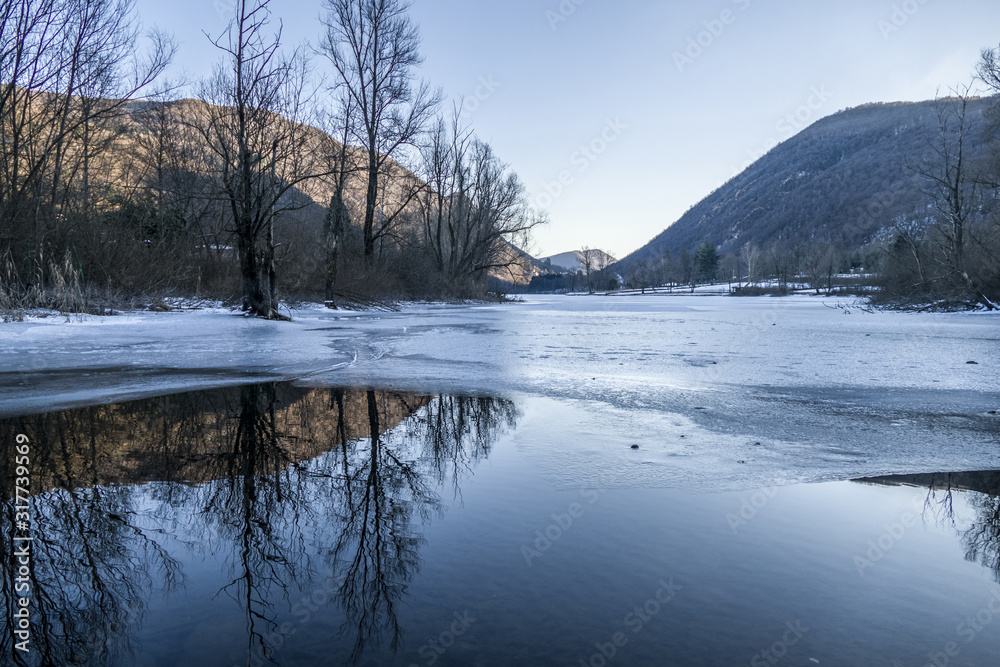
[2,383,999,666]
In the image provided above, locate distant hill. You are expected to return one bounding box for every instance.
[539,249,616,273]
[619,98,999,269]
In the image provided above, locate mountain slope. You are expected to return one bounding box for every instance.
[620,98,998,268]
[112,98,539,285]
[539,249,617,273]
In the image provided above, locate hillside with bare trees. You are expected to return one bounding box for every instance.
[0,0,543,319]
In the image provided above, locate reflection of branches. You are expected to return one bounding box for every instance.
[907,472,1000,583]
[1,384,519,665]
[1,410,185,667]
[910,472,1000,582]
[330,391,438,662]
[921,484,958,529]
[200,383,313,667]
[0,485,183,666]
[416,396,518,498]
[962,491,1000,584]
[326,392,518,663]
[857,471,1000,585]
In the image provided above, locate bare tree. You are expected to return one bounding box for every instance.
[802,241,837,295]
[719,253,739,290]
[580,246,596,293]
[885,213,927,290]
[766,242,795,291]
[0,0,174,288]
[910,89,995,309]
[418,110,543,286]
[626,258,652,293]
[974,45,1000,304]
[578,247,615,293]
[318,94,359,308]
[197,0,326,319]
[740,242,761,286]
[320,0,440,260]
[978,43,1000,150]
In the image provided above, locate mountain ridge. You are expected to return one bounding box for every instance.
[618,97,999,270]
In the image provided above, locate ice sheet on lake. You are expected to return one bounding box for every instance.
[1,295,998,490]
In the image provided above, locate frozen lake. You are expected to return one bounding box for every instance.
[2,295,1000,665]
[2,295,998,490]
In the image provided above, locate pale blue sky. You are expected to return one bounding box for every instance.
[136,0,1000,258]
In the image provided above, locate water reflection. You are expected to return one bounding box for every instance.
[1,403,191,666]
[0,384,517,665]
[855,470,1000,582]
[4,389,998,667]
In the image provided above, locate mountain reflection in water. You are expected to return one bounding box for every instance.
[0,384,517,666]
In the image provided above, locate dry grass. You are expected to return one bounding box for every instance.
[0,250,138,321]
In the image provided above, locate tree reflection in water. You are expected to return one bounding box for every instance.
[326,391,519,661]
[1,409,186,666]
[0,384,518,665]
[3,391,1000,666]
[329,390,438,661]
[200,383,312,665]
[858,470,1000,583]
[959,474,1000,583]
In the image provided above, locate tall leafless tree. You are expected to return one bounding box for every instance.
[197,0,329,319]
[418,110,543,286]
[0,0,174,287]
[910,89,995,309]
[318,93,359,308]
[739,242,761,286]
[802,241,838,295]
[978,43,1000,150]
[320,0,439,260]
[579,246,614,293]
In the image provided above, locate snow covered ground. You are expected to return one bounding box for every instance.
[2,294,998,490]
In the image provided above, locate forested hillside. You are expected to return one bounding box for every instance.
[622,98,997,264]
[0,0,542,319]
[617,92,1000,309]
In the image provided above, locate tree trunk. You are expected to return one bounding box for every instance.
[324,242,339,308]
[325,204,342,308]
[239,235,265,315]
[264,213,277,318]
[363,148,378,258]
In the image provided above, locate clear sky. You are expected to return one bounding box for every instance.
[135,0,1000,259]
